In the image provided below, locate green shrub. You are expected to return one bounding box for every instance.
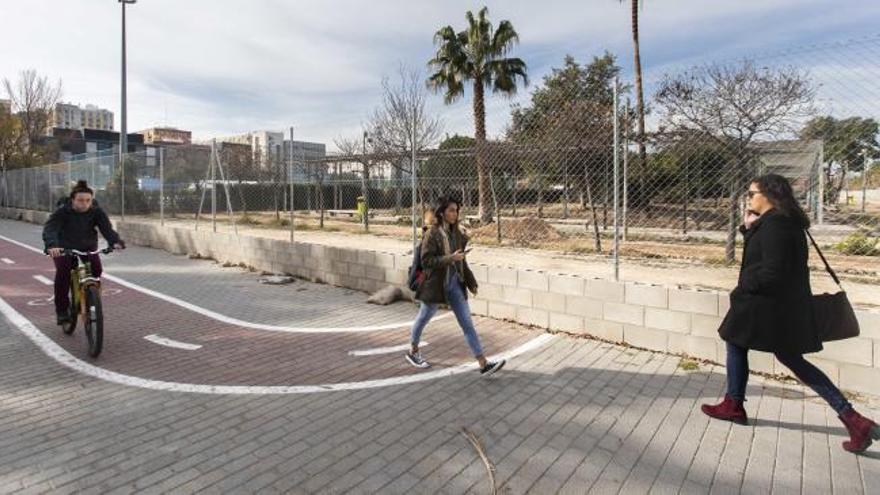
[835,233,880,256]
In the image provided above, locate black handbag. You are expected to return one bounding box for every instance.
[806,229,861,342]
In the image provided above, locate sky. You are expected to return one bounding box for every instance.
[2,0,879,150]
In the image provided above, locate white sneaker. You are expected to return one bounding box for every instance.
[480,359,506,376]
[405,352,430,368]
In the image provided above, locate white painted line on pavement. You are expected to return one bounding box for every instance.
[349,342,429,357]
[0,294,556,395]
[103,273,452,333]
[144,334,203,350]
[33,275,53,286]
[1,258,14,264]
[27,296,54,306]
[0,234,452,333]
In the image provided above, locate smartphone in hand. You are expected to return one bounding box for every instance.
[744,209,761,229]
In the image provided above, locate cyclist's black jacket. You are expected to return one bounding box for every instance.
[42,198,121,251]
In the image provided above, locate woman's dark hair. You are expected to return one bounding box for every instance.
[752,173,810,228]
[69,180,94,199]
[433,196,461,226]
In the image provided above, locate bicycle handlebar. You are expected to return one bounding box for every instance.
[45,247,115,257]
[67,247,114,256]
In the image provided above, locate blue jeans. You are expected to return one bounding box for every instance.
[411,279,483,358]
[725,342,852,414]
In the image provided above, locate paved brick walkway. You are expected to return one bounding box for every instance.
[1,219,879,493]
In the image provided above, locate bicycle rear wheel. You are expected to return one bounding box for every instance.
[83,286,103,358]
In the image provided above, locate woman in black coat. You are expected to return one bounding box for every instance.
[703,174,878,454]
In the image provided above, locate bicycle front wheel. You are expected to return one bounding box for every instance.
[83,286,103,358]
[61,288,77,335]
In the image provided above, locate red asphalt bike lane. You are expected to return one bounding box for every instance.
[0,237,538,387]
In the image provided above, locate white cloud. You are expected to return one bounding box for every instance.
[1,0,878,149]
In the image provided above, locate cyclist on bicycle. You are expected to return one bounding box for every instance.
[43,180,125,325]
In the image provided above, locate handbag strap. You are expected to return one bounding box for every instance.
[805,229,843,289]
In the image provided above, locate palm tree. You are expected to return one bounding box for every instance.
[621,0,647,201]
[428,7,528,224]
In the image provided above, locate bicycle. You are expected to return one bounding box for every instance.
[54,247,115,358]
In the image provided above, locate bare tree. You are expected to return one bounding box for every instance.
[0,102,21,167]
[369,65,444,215]
[370,65,444,154]
[334,133,373,231]
[654,60,815,263]
[312,158,328,228]
[220,142,255,218]
[3,70,62,166]
[0,103,20,207]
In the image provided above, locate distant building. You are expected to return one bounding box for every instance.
[214,130,284,169]
[284,140,327,180]
[48,103,114,133]
[211,130,325,176]
[139,127,192,146]
[48,127,146,161]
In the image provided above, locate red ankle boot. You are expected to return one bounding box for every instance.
[702,394,748,425]
[839,409,880,453]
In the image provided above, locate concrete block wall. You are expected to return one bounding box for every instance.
[3,208,879,396]
[2,207,49,225]
[115,221,405,297]
[467,266,880,396]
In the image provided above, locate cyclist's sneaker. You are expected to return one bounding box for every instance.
[56,311,71,325]
[480,359,506,376]
[405,351,430,368]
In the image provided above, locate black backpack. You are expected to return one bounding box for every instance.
[407,243,425,292]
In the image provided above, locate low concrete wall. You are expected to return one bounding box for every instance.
[3,207,50,225]
[4,207,878,395]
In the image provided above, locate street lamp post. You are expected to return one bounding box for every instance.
[119,0,136,220]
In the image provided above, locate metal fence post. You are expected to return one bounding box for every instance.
[613,78,621,282]
[159,147,165,226]
[411,114,418,253]
[0,154,7,215]
[862,151,868,213]
[48,165,53,211]
[211,140,217,232]
[818,143,825,226]
[289,126,295,243]
[623,99,630,242]
[120,150,125,222]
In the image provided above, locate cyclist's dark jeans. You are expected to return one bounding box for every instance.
[53,254,102,313]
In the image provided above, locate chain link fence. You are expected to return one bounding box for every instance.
[3,37,878,305]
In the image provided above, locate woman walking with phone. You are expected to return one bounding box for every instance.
[405,196,505,375]
[702,174,878,453]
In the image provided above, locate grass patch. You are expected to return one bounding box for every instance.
[237,215,263,226]
[677,358,700,371]
[843,390,865,402]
